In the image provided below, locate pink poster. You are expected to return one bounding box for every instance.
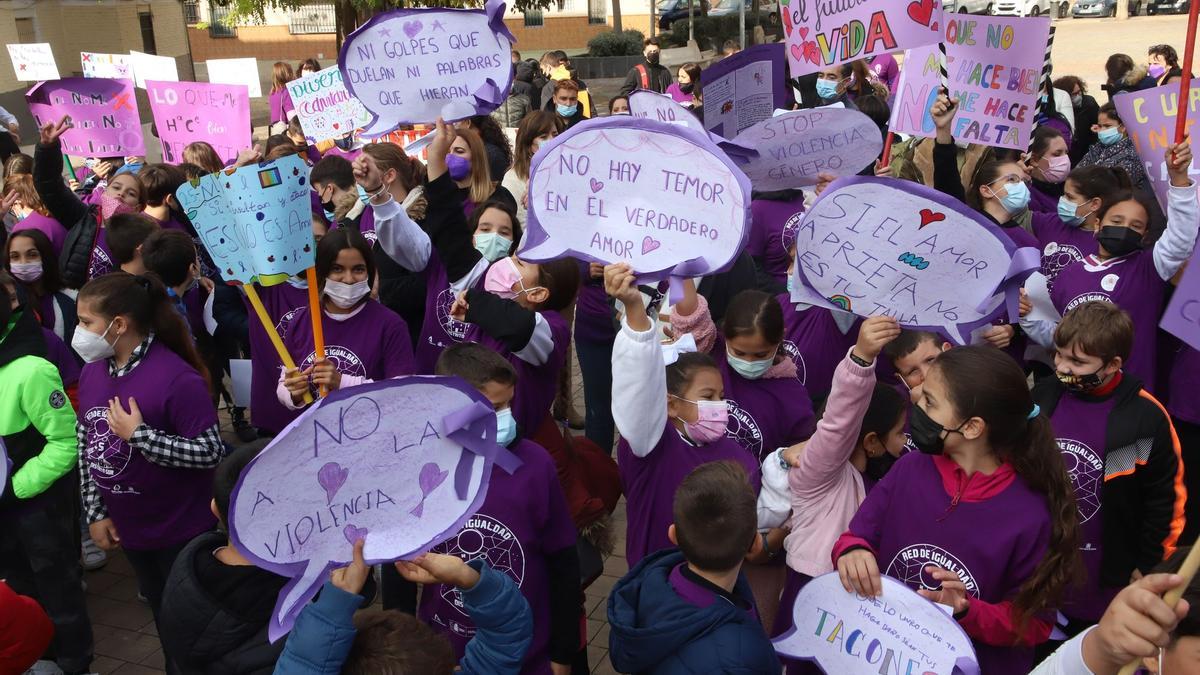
[147,80,251,164]
[780,0,942,77]
[26,77,144,156]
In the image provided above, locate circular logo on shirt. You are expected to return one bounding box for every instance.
[779,340,807,384]
[781,211,804,252]
[49,390,66,409]
[1065,292,1114,313]
[88,248,113,281]
[1058,438,1104,524]
[276,308,300,338]
[83,406,131,482]
[434,288,471,343]
[887,544,981,598]
[1100,273,1120,292]
[1040,244,1085,290]
[300,344,367,378]
[431,514,526,632]
[724,398,766,462]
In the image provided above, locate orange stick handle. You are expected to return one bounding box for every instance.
[242,284,312,406]
[304,268,327,398]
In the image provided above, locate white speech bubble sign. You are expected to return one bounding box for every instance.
[628,90,706,133]
[732,108,883,190]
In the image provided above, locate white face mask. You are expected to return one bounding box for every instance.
[323,278,370,309]
[71,319,117,363]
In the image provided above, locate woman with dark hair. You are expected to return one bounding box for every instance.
[1078,102,1150,190]
[666,63,703,108]
[503,111,564,222]
[1102,53,1156,97]
[1148,44,1182,86]
[5,229,75,347]
[458,115,514,183]
[1054,75,1100,164]
[296,58,320,78]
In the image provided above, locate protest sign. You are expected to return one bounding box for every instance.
[790,176,1038,345]
[175,153,312,286]
[780,0,941,77]
[773,573,980,675]
[229,377,520,641]
[207,58,263,98]
[82,52,133,79]
[1113,81,1200,210]
[628,90,705,132]
[287,66,373,143]
[339,0,515,135]
[732,108,883,189]
[1161,252,1200,351]
[26,78,144,156]
[128,50,178,89]
[147,80,251,164]
[8,43,59,82]
[518,116,752,281]
[702,44,788,139]
[890,15,1051,151]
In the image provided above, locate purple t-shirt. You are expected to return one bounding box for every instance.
[846,452,1051,674]
[1051,252,1164,388]
[1052,391,1120,621]
[1030,212,1100,291]
[78,341,218,550]
[574,260,616,344]
[283,301,415,398]
[269,88,294,126]
[779,297,859,402]
[748,196,805,285]
[618,422,762,566]
[465,310,570,436]
[1168,345,1200,424]
[244,282,310,434]
[870,54,900,94]
[415,254,474,374]
[88,227,115,281]
[422,439,577,674]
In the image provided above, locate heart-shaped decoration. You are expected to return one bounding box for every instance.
[417,462,448,496]
[589,178,604,193]
[790,44,804,63]
[343,523,368,545]
[402,19,423,38]
[798,27,809,39]
[641,236,661,256]
[906,0,936,26]
[803,41,821,65]
[918,208,946,229]
[332,122,340,130]
[317,461,350,505]
[930,20,939,33]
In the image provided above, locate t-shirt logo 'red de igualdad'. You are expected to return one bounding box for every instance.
[887,544,981,598]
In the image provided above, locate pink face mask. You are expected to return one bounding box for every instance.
[484,257,542,300]
[671,395,729,444]
[99,193,137,220]
[1041,154,1071,184]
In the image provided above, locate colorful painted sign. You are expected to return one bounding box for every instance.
[207,58,263,98]
[702,43,788,139]
[26,78,144,156]
[81,52,133,80]
[732,107,883,189]
[147,80,251,164]
[8,43,60,82]
[1113,80,1200,210]
[780,0,942,77]
[287,65,373,143]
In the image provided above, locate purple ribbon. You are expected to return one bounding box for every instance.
[441,400,522,500]
[485,0,517,45]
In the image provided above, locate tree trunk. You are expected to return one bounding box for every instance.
[1116,0,1129,18]
[611,0,623,32]
[335,0,361,50]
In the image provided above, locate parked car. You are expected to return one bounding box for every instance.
[945,0,994,12]
[709,0,780,24]
[992,0,1067,15]
[1072,0,1140,15]
[657,0,709,30]
[1146,0,1189,13]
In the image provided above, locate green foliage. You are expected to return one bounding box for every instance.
[586,29,646,57]
[669,12,774,51]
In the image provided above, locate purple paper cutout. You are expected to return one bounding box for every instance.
[440,399,522,500]
[731,108,883,190]
[517,115,753,284]
[1112,80,1200,211]
[410,462,449,517]
[1161,251,1200,351]
[227,377,505,643]
[701,44,789,139]
[317,462,349,505]
[339,0,515,134]
[789,176,1037,345]
[0,437,8,493]
[146,80,251,165]
[26,78,144,156]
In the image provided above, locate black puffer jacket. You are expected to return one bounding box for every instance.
[32,140,99,289]
[158,531,288,674]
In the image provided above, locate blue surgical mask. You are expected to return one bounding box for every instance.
[1098,127,1122,146]
[356,184,371,205]
[556,103,578,118]
[1057,196,1089,226]
[474,232,513,263]
[816,79,840,100]
[726,349,776,380]
[991,180,1031,215]
[786,273,795,295]
[495,407,517,446]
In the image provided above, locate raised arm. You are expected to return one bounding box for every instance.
[1153,138,1198,281]
[608,263,667,457]
[33,118,90,229]
[353,153,431,272]
[929,96,968,204]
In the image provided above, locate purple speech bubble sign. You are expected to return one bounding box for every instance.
[518,115,752,284]
[26,77,144,156]
[228,376,521,642]
[338,0,515,136]
[731,108,883,190]
[773,573,980,674]
[789,176,1038,345]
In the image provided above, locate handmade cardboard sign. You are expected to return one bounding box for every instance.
[339,0,515,134]
[287,65,373,143]
[702,44,788,139]
[206,58,263,98]
[1113,80,1200,210]
[229,377,520,641]
[175,154,313,286]
[790,176,1038,345]
[147,80,251,164]
[8,43,59,82]
[518,116,752,281]
[780,0,941,77]
[81,52,133,80]
[26,78,145,156]
[628,90,705,132]
[732,108,882,189]
[889,15,1051,151]
[128,51,178,89]
[1162,250,1200,351]
[773,572,980,675]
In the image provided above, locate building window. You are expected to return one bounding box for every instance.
[289,2,336,34]
[182,1,200,25]
[588,0,607,24]
[523,9,544,26]
[208,1,236,37]
[139,12,158,53]
[14,17,36,43]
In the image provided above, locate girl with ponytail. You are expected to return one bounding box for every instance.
[74,271,223,629]
[834,346,1081,674]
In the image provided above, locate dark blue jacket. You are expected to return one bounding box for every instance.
[272,560,531,675]
[606,549,780,674]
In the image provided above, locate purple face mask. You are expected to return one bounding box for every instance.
[446,153,471,181]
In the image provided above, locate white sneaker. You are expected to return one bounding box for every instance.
[23,660,63,675]
[80,538,107,571]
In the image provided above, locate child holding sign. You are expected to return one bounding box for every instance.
[834,346,1080,673]
[606,262,761,565]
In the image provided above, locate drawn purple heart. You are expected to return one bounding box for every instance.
[402,20,423,38]
[641,236,661,256]
[343,524,368,545]
[589,178,604,193]
[317,461,349,505]
[418,462,448,497]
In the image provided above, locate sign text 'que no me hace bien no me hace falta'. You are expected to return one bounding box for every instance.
[338,0,514,135]
[228,377,523,642]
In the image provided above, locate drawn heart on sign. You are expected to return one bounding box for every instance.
[906,0,936,26]
[403,20,424,38]
[343,524,369,545]
[332,122,340,130]
[590,178,604,193]
[798,27,809,40]
[317,461,350,505]
[930,20,940,33]
[790,44,804,63]
[802,42,820,65]
[641,236,662,256]
[918,208,946,229]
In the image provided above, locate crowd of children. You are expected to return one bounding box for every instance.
[0,37,1198,675]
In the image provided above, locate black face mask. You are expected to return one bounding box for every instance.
[908,405,965,456]
[646,52,660,65]
[679,82,694,94]
[1056,366,1108,393]
[1096,225,1143,258]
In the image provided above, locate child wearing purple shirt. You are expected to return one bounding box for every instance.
[834,346,1080,674]
[606,263,761,566]
[747,190,805,289]
[74,273,224,630]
